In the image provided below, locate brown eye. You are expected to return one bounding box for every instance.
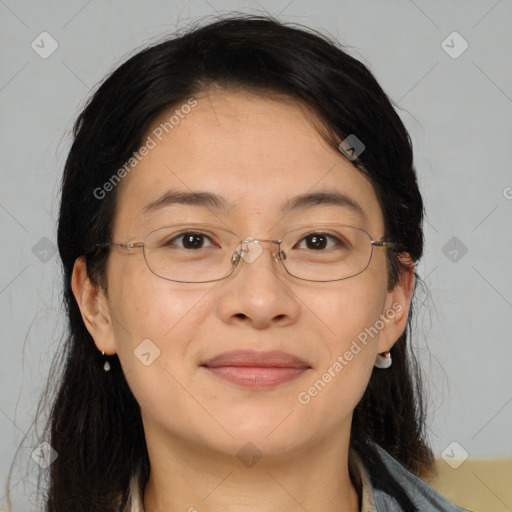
[165,232,215,249]
[296,233,345,250]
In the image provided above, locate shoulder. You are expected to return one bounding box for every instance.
[371,444,473,512]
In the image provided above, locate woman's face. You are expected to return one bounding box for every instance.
[77,88,412,460]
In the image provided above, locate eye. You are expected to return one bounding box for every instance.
[165,231,217,250]
[295,232,347,250]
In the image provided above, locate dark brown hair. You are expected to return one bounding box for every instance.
[7,13,434,511]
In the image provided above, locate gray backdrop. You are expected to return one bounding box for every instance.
[1,0,511,510]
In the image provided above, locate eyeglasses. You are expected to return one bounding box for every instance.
[96,222,396,283]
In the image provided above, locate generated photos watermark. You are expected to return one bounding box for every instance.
[93,97,198,200]
[297,302,403,405]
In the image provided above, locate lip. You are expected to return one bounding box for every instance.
[201,349,310,368]
[200,350,312,389]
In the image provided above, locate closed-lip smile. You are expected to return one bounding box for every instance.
[200,350,312,389]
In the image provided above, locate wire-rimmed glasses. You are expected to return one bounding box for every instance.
[96,222,396,283]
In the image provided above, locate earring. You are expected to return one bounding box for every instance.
[102,350,111,372]
[374,351,392,369]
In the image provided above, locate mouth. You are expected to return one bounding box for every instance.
[200,350,312,389]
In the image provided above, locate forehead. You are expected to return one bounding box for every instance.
[113,88,384,236]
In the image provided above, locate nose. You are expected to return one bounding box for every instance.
[216,238,300,329]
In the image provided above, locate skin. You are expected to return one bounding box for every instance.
[72,87,414,512]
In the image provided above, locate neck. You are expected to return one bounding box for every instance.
[141,423,360,512]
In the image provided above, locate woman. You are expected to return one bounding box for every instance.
[14,14,470,512]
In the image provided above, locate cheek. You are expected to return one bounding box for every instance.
[107,259,214,378]
[296,276,387,410]
[107,270,220,430]
[312,274,388,351]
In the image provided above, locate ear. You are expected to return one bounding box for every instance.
[377,254,415,353]
[71,256,117,355]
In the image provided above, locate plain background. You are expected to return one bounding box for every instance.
[1,0,511,509]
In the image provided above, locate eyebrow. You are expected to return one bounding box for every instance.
[280,190,366,219]
[142,189,366,219]
[142,190,231,213]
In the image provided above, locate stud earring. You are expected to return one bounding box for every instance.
[374,351,392,369]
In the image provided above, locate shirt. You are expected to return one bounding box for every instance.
[125,445,469,512]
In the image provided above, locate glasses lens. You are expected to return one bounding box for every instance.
[141,223,374,283]
[280,225,373,281]
[143,224,240,283]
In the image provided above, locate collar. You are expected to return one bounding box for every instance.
[349,448,378,512]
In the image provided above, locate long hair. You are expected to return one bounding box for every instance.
[7,13,434,511]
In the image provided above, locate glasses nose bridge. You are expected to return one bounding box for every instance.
[237,237,284,265]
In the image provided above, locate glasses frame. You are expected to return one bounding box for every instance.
[96,222,397,283]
